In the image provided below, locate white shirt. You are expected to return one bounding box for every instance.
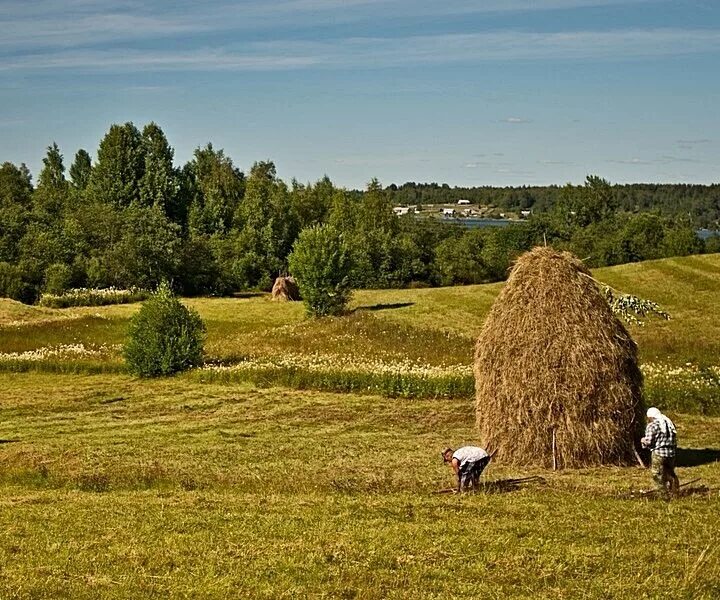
[452,446,488,466]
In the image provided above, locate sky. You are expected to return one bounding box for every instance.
[1,0,719,189]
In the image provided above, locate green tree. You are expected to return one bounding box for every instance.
[291,175,335,230]
[0,162,33,263]
[124,281,206,377]
[232,161,299,288]
[43,263,73,295]
[69,149,92,191]
[139,122,179,214]
[553,175,618,230]
[288,225,353,316]
[101,205,182,289]
[434,230,491,285]
[87,122,144,207]
[186,144,244,236]
[33,143,69,219]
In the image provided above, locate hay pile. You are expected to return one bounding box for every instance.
[271,276,300,301]
[474,246,644,468]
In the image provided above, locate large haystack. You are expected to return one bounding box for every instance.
[271,276,301,301]
[474,247,644,468]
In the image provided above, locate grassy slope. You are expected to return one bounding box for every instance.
[2,254,719,366]
[1,373,719,598]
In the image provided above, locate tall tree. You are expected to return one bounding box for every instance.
[139,122,179,215]
[231,160,299,288]
[87,122,144,207]
[69,149,92,191]
[34,142,69,218]
[186,144,244,236]
[0,162,33,263]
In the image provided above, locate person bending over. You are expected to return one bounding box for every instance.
[641,407,679,499]
[442,446,491,492]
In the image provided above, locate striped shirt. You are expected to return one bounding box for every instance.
[641,420,677,458]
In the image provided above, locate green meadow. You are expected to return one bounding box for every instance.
[1,254,719,598]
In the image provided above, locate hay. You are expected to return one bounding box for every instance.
[474,246,644,468]
[271,276,300,302]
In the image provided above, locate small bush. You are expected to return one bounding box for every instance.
[288,225,353,317]
[124,282,206,377]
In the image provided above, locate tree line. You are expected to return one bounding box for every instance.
[0,122,717,303]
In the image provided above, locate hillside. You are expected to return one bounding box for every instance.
[2,254,719,368]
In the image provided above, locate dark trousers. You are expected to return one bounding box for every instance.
[459,456,491,490]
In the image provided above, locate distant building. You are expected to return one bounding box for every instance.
[457,199,471,205]
[520,210,532,218]
[393,206,415,216]
[443,208,456,217]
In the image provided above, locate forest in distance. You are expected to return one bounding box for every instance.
[1,120,718,304]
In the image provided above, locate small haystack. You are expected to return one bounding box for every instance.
[474,247,644,468]
[271,276,301,301]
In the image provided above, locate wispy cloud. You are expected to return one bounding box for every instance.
[3,28,719,74]
[539,159,576,165]
[0,1,655,49]
[657,155,704,164]
[607,155,706,165]
[501,117,531,124]
[607,157,654,165]
[676,138,712,149]
[676,138,711,144]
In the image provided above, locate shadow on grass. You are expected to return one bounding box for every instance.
[676,447,720,467]
[0,439,19,444]
[354,302,415,313]
[435,476,546,495]
[232,291,266,299]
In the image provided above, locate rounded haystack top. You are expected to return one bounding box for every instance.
[474,246,644,468]
[271,276,301,302]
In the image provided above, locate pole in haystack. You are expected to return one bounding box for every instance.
[474,247,645,468]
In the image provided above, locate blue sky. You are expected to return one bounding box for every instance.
[1,0,719,188]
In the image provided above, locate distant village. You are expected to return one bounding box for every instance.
[393,200,532,222]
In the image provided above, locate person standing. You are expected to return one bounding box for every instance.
[442,446,492,492]
[641,407,679,498]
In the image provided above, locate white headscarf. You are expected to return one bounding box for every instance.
[647,407,676,436]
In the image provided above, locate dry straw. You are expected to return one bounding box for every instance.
[271,276,301,302]
[474,246,644,468]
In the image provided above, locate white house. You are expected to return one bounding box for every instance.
[457,199,471,205]
[393,206,411,216]
[442,208,456,216]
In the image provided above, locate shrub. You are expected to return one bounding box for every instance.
[43,263,73,296]
[0,262,26,301]
[288,225,353,317]
[124,282,206,377]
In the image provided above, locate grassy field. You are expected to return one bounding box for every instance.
[1,373,719,598]
[1,254,720,597]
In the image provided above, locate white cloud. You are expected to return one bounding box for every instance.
[501,117,531,124]
[0,1,672,52]
[4,28,719,73]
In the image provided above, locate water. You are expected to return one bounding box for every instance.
[440,217,520,229]
[697,229,720,240]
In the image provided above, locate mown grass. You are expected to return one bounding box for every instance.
[1,373,719,598]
